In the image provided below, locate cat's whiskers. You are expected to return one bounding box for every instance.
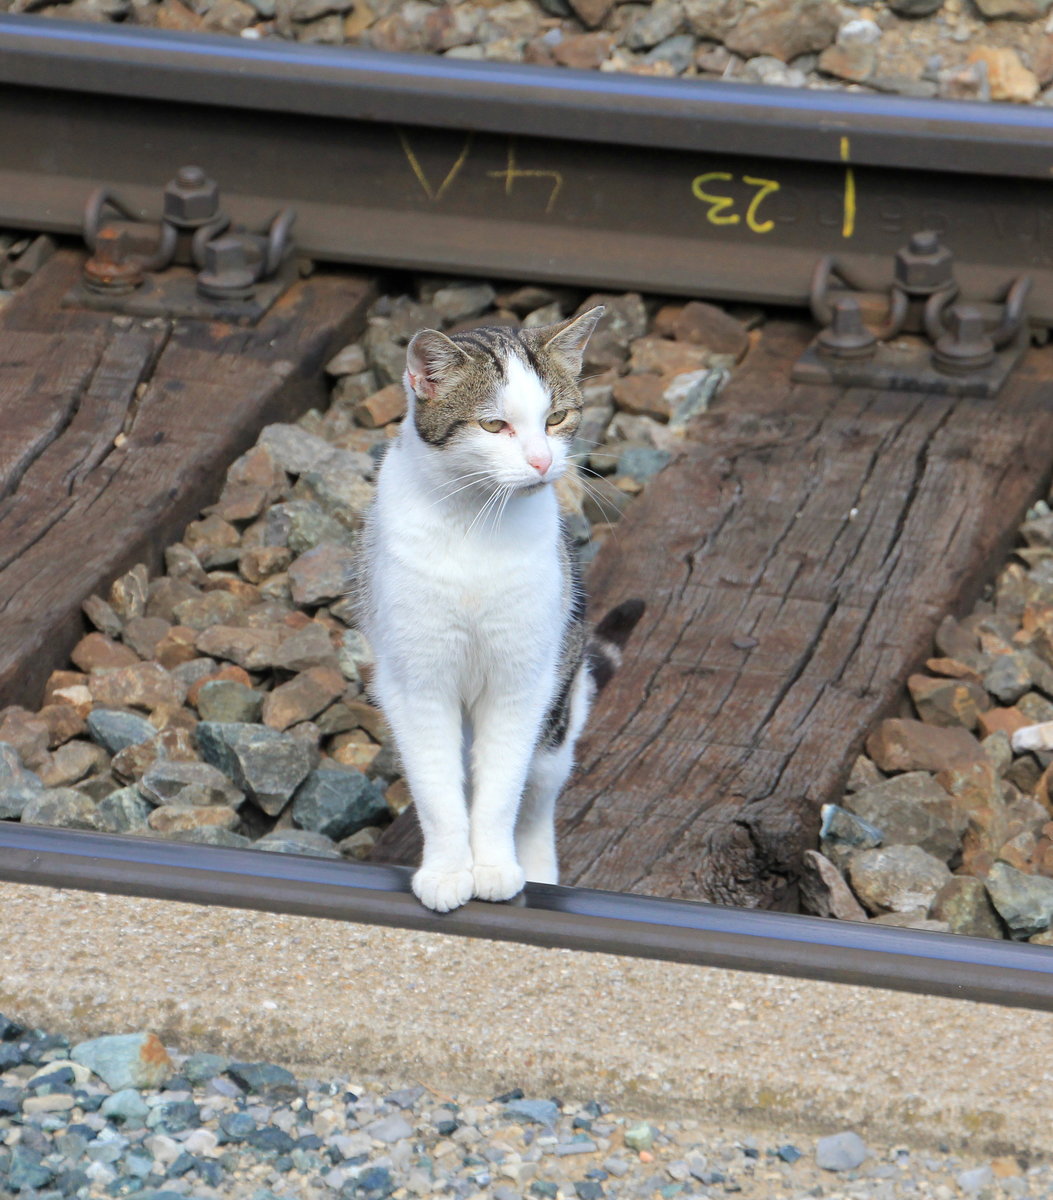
[462,484,505,540]
[422,469,494,510]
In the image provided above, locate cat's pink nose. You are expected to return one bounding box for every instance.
[527,449,552,475]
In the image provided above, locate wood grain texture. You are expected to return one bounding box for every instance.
[372,320,1053,910]
[0,251,375,708]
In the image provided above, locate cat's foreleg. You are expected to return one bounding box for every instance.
[374,668,473,912]
[468,685,554,902]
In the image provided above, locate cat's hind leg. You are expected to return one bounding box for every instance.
[516,663,595,885]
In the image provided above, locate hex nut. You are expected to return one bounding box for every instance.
[163,166,221,228]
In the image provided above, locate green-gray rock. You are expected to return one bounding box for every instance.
[140,760,245,809]
[95,787,153,833]
[843,772,964,863]
[848,844,952,914]
[985,862,1053,940]
[71,1033,171,1090]
[195,679,264,724]
[100,1088,150,1125]
[256,830,342,858]
[291,767,388,841]
[195,722,317,816]
[183,1052,231,1084]
[0,741,43,819]
[86,710,157,755]
[624,1122,655,1151]
[20,788,100,831]
[930,876,1004,939]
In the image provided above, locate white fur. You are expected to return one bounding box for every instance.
[361,361,585,912]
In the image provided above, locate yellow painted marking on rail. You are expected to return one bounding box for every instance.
[691,172,740,225]
[742,176,780,234]
[840,136,856,240]
[486,139,564,214]
[398,129,474,201]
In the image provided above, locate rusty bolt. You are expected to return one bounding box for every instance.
[82,227,144,295]
[932,304,996,375]
[816,296,877,361]
[196,234,258,302]
[893,231,955,296]
[163,165,221,229]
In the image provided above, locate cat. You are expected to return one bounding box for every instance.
[358,306,643,912]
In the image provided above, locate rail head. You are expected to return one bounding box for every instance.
[0,14,1052,179]
[2,822,1053,1014]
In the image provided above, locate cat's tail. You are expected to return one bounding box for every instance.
[586,599,646,691]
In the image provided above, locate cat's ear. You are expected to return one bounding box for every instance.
[405,329,470,401]
[539,305,606,375]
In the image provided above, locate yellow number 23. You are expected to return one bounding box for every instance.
[691,172,780,234]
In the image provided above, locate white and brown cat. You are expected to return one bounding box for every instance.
[358,307,643,912]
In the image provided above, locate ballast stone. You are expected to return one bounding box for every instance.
[816,1131,868,1171]
[71,1033,173,1092]
[291,766,388,840]
[195,722,317,815]
[86,709,157,755]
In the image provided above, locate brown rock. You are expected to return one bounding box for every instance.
[938,759,1011,877]
[724,0,839,62]
[845,754,883,792]
[289,543,356,608]
[683,0,744,39]
[262,667,346,732]
[148,804,240,834]
[627,336,711,378]
[342,698,390,741]
[612,374,670,422]
[240,547,293,585]
[49,686,94,719]
[933,614,980,663]
[208,483,272,524]
[0,707,51,769]
[89,663,188,712]
[671,301,749,359]
[38,741,108,788]
[907,673,988,730]
[552,31,615,69]
[154,626,201,670]
[163,544,210,587]
[172,590,247,631]
[70,633,140,674]
[818,42,875,83]
[385,776,412,816]
[998,828,1039,872]
[82,594,123,638]
[39,704,87,748]
[183,515,241,569]
[122,616,172,661]
[42,670,90,706]
[109,564,149,622]
[273,623,339,672]
[146,576,202,623]
[967,47,1038,103]
[196,625,283,670]
[331,735,382,773]
[112,727,197,783]
[929,876,1004,939]
[353,383,406,429]
[925,656,983,683]
[227,443,288,492]
[567,0,613,26]
[154,0,205,30]
[799,849,868,921]
[187,664,254,708]
[977,706,1029,739]
[848,844,952,915]
[866,718,983,773]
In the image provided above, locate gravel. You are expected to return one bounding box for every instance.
[11,0,1053,107]
[0,1010,1042,1200]
[0,281,738,863]
[804,496,1053,943]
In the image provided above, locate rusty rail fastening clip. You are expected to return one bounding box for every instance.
[80,165,296,308]
[797,231,1032,397]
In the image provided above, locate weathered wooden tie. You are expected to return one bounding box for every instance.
[372,320,1053,909]
[0,251,374,708]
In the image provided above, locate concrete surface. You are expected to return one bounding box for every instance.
[0,881,1045,1159]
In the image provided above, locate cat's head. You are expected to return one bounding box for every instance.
[402,305,604,491]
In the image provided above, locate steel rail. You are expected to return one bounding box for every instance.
[1,16,1053,317]
[2,822,1052,1013]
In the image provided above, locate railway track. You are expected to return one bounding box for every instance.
[3,13,1053,1014]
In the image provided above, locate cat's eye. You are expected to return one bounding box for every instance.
[546,410,569,428]
[479,418,507,433]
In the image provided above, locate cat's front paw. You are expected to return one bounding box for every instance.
[412,867,474,913]
[472,861,526,903]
